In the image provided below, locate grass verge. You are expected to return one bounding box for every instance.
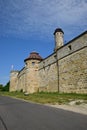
[0,91,87,105]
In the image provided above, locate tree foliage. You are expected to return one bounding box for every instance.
[0,84,3,91]
[1,81,10,91]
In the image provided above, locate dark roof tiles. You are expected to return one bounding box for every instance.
[54,28,64,35]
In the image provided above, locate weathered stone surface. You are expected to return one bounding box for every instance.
[39,63,58,92]
[10,71,19,92]
[59,47,87,93]
[10,30,87,94]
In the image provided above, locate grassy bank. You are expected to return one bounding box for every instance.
[0,91,87,105]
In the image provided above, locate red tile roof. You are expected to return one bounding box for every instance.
[24,52,43,62]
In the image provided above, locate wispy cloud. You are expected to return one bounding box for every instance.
[0,0,87,85]
[0,0,87,39]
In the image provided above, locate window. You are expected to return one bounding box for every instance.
[32,62,35,66]
[68,45,72,50]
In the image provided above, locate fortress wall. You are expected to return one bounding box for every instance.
[39,53,56,69]
[58,34,87,93]
[17,68,26,92]
[39,69,48,92]
[10,30,87,94]
[57,33,87,60]
[59,47,87,93]
[47,62,58,92]
[39,54,58,92]
[10,71,19,92]
[39,33,87,93]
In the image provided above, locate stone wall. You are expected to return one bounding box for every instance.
[17,68,26,92]
[39,32,87,93]
[59,47,87,93]
[39,53,59,92]
[10,71,19,92]
[10,31,87,94]
[58,32,87,93]
[57,32,87,60]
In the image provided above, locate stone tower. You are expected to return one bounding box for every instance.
[54,28,64,51]
[10,70,19,92]
[24,52,43,93]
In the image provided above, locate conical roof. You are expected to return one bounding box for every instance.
[24,52,43,62]
[54,28,64,35]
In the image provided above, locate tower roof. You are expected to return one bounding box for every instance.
[24,52,43,62]
[54,28,64,35]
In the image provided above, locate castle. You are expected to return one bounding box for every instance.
[10,28,87,93]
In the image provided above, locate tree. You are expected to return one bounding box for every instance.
[0,84,3,91]
[2,81,10,91]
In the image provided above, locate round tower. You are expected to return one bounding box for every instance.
[54,28,64,51]
[10,70,19,92]
[24,52,43,69]
[24,52,43,93]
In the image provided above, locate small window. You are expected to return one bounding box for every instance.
[54,55,57,59]
[32,62,35,66]
[68,45,72,50]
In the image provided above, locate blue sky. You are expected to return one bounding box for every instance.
[0,0,87,85]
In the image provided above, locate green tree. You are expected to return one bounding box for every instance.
[2,81,10,91]
[0,84,3,91]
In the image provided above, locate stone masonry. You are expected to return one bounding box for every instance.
[10,28,87,93]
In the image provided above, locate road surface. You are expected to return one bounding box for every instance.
[0,96,87,130]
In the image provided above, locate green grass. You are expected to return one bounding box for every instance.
[0,91,87,105]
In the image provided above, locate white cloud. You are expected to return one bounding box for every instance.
[0,0,87,38]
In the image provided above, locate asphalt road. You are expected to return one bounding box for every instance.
[0,96,87,130]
